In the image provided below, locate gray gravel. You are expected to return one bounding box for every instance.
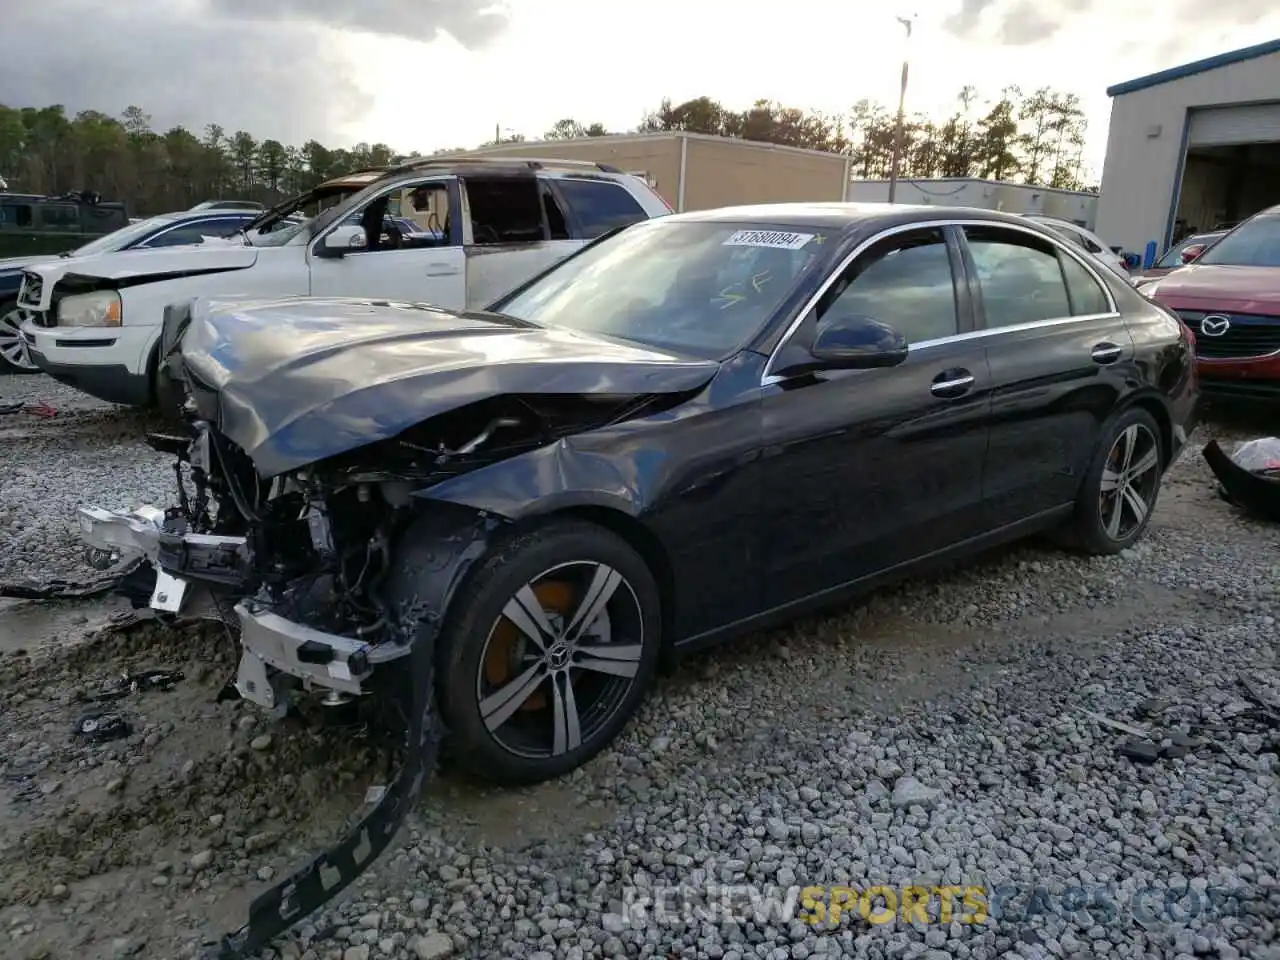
[0,375,1277,960]
[0,376,172,582]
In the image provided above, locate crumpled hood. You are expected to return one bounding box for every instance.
[19,245,260,309]
[179,296,720,477]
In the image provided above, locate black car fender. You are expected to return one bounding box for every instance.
[412,437,647,522]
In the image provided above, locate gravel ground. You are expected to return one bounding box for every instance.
[0,373,1277,960]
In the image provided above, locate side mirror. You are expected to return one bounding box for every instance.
[775,314,909,378]
[1109,245,1124,255]
[317,224,367,258]
[813,314,909,369]
[1180,243,1206,264]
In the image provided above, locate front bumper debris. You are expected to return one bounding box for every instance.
[1204,438,1280,522]
[232,601,410,709]
[78,505,166,562]
[76,505,250,615]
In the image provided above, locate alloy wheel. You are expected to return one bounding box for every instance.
[0,306,38,372]
[476,561,645,760]
[1097,422,1160,541]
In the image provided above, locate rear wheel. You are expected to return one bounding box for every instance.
[1061,407,1164,555]
[0,299,39,374]
[432,520,661,785]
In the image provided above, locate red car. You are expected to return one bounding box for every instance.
[1145,206,1280,399]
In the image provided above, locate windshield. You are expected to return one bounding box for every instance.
[71,215,179,257]
[1197,213,1280,267]
[494,220,825,358]
[249,217,308,247]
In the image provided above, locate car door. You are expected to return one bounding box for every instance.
[307,177,467,308]
[958,222,1135,527]
[458,174,582,307]
[759,224,993,609]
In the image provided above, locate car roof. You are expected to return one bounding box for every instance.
[658,202,1051,233]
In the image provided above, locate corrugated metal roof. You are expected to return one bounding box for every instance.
[1107,38,1280,97]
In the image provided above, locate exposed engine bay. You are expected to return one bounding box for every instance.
[77,389,682,958]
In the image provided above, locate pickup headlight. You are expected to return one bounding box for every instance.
[57,291,122,327]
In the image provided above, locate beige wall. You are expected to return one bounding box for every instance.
[1095,52,1280,256]
[680,137,849,210]
[459,137,683,209]
[460,133,854,212]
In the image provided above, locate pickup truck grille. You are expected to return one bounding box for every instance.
[1176,310,1280,360]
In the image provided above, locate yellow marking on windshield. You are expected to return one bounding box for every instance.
[715,284,747,309]
[751,271,771,293]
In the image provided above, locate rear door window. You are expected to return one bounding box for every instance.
[555,178,647,239]
[964,225,1072,328]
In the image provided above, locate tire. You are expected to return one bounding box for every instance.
[1060,406,1164,555]
[0,298,40,374]
[416,518,661,785]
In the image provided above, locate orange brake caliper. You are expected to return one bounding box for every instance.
[484,581,575,711]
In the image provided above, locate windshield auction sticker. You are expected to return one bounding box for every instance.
[723,230,814,249]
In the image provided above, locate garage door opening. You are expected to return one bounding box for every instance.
[1172,142,1280,242]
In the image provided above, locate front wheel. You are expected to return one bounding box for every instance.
[1061,406,1165,555]
[431,520,662,785]
[0,299,40,374]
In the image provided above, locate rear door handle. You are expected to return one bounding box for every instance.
[930,369,975,399]
[425,262,459,276]
[1091,342,1123,364]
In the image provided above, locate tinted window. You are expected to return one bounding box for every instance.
[495,219,823,358]
[965,226,1071,328]
[556,179,647,238]
[821,228,958,344]
[1058,251,1110,315]
[0,203,34,228]
[1197,212,1280,267]
[40,204,81,231]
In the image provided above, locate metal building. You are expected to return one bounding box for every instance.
[457,132,853,212]
[847,178,1099,227]
[1096,38,1280,264]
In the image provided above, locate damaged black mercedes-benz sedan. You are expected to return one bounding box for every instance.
[79,203,1197,952]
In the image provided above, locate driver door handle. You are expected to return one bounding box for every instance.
[1091,342,1123,364]
[930,369,975,399]
[425,262,459,277]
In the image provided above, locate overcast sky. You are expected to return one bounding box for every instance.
[2,0,1278,179]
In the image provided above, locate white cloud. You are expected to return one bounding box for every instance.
[4,0,1280,185]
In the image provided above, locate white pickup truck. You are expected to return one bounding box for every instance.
[18,158,671,406]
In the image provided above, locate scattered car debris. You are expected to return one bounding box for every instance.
[0,556,146,600]
[1081,708,1153,739]
[0,399,57,417]
[72,710,133,742]
[78,668,185,703]
[1203,437,1280,522]
[1117,738,1162,763]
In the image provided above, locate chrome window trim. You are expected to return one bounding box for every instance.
[760,218,1121,386]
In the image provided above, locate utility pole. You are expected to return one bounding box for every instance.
[886,15,914,204]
